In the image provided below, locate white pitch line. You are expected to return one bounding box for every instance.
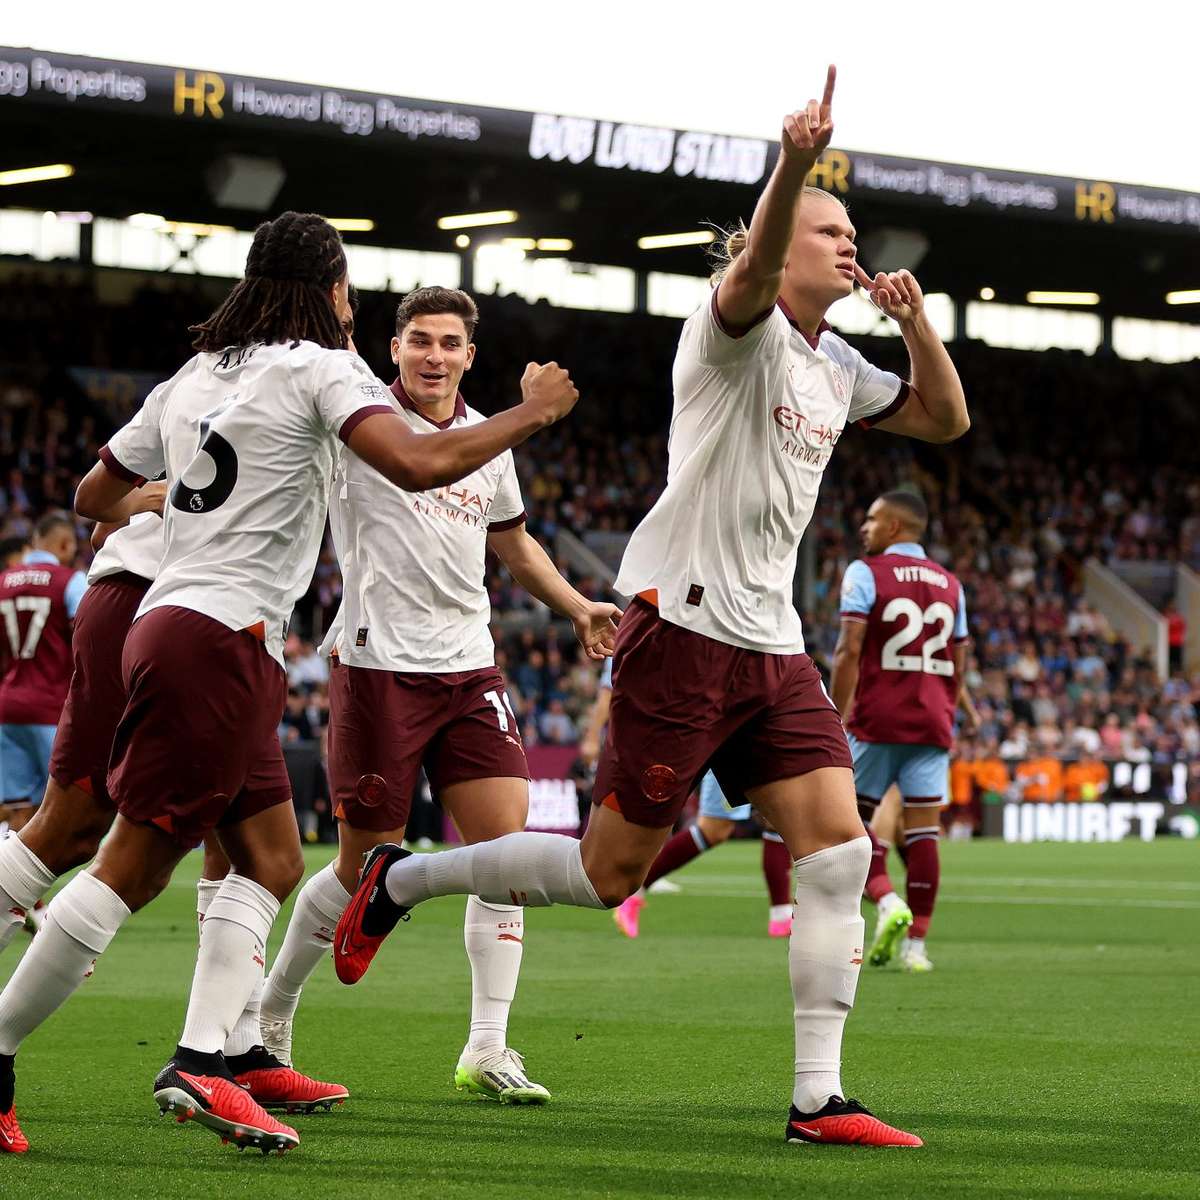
[663,886,1200,910]
[678,872,1200,892]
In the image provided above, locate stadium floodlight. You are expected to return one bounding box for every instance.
[536,238,573,252]
[454,234,471,249]
[436,210,518,230]
[501,237,538,251]
[637,231,716,250]
[979,286,996,301]
[128,212,166,229]
[0,163,75,187]
[1026,291,1100,306]
[327,218,375,232]
[1165,290,1200,306]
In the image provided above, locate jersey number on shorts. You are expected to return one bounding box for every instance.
[483,689,518,731]
[0,596,51,659]
[879,598,955,677]
[170,417,239,515]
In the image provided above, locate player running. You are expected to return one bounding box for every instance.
[0,513,87,834]
[0,211,580,1156]
[259,287,620,1104]
[831,491,978,972]
[610,770,795,939]
[333,68,969,1148]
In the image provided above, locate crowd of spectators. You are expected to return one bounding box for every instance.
[3,268,1200,816]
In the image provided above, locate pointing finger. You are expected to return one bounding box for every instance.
[821,65,836,112]
[852,261,874,288]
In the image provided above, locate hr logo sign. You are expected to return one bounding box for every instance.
[1075,181,1115,224]
[174,70,225,119]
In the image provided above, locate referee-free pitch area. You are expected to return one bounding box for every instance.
[1,837,1195,1199]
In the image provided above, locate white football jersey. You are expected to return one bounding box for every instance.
[321,380,526,673]
[615,295,907,654]
[103,340,394,664]
[87,511,163,585]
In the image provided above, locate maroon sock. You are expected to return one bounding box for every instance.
[643,824,708,888]
[761,836,793,906]
[904,832,941,938]
[863,826,895,904]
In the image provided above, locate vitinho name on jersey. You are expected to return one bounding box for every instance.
[892,565,949,588]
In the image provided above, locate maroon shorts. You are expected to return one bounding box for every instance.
[593,599,851,828]
[107,606,291,847]
[49,571,150,804]
[327,662,529,833]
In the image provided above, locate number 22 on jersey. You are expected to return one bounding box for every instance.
[879,597,955,676]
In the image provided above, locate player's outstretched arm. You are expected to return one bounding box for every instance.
[830,616,867,720]
[716,66,836,332]
[348,362,579,492]
[854,264,969,443]
[75,464,166,522]
[487,525,622,660]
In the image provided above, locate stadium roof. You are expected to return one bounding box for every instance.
[2,45,1198,323]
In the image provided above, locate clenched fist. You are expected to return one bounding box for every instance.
[520,361,580,426]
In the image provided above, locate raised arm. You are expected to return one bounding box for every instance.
[348,362,578,492]
[716,66,837,332]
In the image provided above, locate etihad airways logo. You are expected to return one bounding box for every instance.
[772,405,842,467]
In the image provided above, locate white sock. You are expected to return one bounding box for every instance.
[789,836,871,1114]
[260,863,351,1025]
[0,871,129,1054]
[877,890,902,917]
[464,896,524,1056]
[769,904,792,924]
[224,973,265,1058]
[0,834,57,955]
[195,877,222,929]
[386,833,605,910]
[906,936,925,953]
[179,874,279,1055]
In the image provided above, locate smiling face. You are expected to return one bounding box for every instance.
[391,312,475,409]
[781,192,858,311]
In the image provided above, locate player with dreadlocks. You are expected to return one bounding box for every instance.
[0,211,580,1156]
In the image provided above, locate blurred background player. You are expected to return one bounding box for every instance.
[0,512,86,835]
[831,491,978,972]
[0,211,581,1155]
[260,287,618,1105]
[610,771,794,939]
[334,65,969,1148]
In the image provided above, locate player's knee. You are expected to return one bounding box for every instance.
[581,862,641,908]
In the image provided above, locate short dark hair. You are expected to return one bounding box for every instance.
[34,511,74,540]
[190,211,348,353]
[394,287,479,341]
[0,536,29,560]
[879,490,928,535]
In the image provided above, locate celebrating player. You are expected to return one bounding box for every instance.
[0,513,87,834]
[259,287,619,1104]
[831,491,978,972]
[0,211,580,1156]
[610,770,795,939]
[334,68,969,1148]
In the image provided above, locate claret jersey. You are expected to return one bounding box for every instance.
[840,541,968,749]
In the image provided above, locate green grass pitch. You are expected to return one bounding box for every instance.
[1,837,1196,1199]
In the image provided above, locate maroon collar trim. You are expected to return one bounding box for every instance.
[776,298,830,350]
[389,377,466,430]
